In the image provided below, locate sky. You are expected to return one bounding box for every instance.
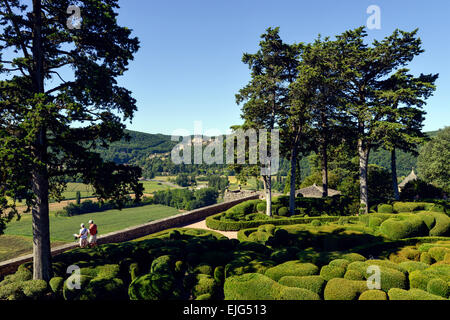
[111,0,450,135]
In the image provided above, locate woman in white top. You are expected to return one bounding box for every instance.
[77,223,88,248]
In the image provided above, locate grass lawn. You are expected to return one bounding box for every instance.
[3,204,180,243]
[0,235,67,262]
[228,176,260,191]
[140,180,174,193]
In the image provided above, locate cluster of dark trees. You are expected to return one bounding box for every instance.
[152,188,218,211]
[234,27,438,216]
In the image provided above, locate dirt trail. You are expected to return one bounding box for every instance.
[182,219,238,239]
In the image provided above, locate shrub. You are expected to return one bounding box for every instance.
[265,261,319,282]
[369,217,383,228]
[49,277,64,294]
[223,273,320,300]
[409,265,450,291]
[150,255,173,274]
[320,265,346,281]
[128,273,180,300]
[276,286,320,300]
[278,207,289,217]
[195,293,211,300]
[428,247,450,262]
[223,273,277,300]
[278,276,326,296]
[388,288,446,300]
[214,266,224,284]
[341,253,367,263]
[377,204,393,213]
[427,278,448,298]
[323,278,368,300]
[379,215,427,240]
[358,290,387,300]
[194,264,213,276]
[256,202,266,213]
[398,261,429,273]
[63,275,93,300]
[329,259,350,269]
[0,282,25,300]
[344,270,365,281]
[193,274,217,298]
[420,252,433,265]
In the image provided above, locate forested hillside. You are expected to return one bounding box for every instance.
[96,129,439,179]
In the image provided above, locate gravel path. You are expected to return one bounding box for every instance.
[182,219,238,239]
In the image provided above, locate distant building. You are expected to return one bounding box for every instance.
[398,169,418,192]
[295,184,341,198]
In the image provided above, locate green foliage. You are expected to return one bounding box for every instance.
[265,261,319,282]
[379,214,428,240]
[417,127,450,193]
[152,188,218,210]
[224,273,320,300]
[388,288,447,300]
[49,277,64,295]
[377,204,393,213]
[358,290,387,300]
[323,278,368,300]
[320,265,346,281]
[278,276,326,296]
[128,273,180,300]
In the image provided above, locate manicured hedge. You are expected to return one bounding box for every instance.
[388,288,447,300]
[358,290,387,300]
[323,278,368,300]
[265,261,319,282]
[278,276,326,296]
[223,273,320,300]
[207,213,357,231]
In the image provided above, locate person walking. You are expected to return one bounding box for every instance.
[77,223,88,248]
[88,220,98,247]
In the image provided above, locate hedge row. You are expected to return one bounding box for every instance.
[207,213,358,231]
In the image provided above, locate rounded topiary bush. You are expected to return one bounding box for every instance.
[388,288,446,300]
[278,207,289,217]
[323,278,367,300]
[420,252,433,265]
[265,261,319,282]
[358,290,387,300]
[320,265,346,281]
[278,276,326,296]
[49,277,64,295]
[398,261,429,273]
[369,217,383,228]
[377,204,393,214]
[276,286,320,300]
[256,202,266,213]
[428,247,450,262]
[344,270,365,281]
[329,259,350,269]
[193,274,217,298]
[379,215,427,240]
[341,253,367,263]
[223,273,277,300]
[426,278,448,298]
[194,264,213,276]
[128,272,180,300]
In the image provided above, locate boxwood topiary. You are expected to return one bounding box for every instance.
[323,278,368,300]
[320,265,346,281]
[388,288,447,300]
[426,278,449,298]
[278,207,289,217]
[278,276,326,296]
[358,290,387,300]
[344,270,365,281]
[265,261,319,282]
[49,277,64,295]
[377,204,393,213]
[128,273,180,300]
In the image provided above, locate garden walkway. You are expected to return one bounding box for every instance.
[182,219,238,239]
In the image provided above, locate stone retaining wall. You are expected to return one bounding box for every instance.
[0,195,258,277]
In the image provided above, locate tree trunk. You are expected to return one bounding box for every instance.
[31,0,52,281]
[289,146,298,215]
[262,175,272,217]
[391,148,400,201]
[358,139,370,214]
[321,141,329,197]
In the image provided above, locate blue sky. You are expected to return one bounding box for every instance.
[115,0,449,135]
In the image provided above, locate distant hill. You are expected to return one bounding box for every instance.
[97,129,443,178]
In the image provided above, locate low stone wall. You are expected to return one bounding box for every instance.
[0,195,259,277]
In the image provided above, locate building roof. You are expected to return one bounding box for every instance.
[398,169,418,189]
[295,184,341,198]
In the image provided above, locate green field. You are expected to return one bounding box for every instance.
[0,235,67,262]
[3,204,180,243]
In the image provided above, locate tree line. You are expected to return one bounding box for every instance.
[235,26,438,216]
